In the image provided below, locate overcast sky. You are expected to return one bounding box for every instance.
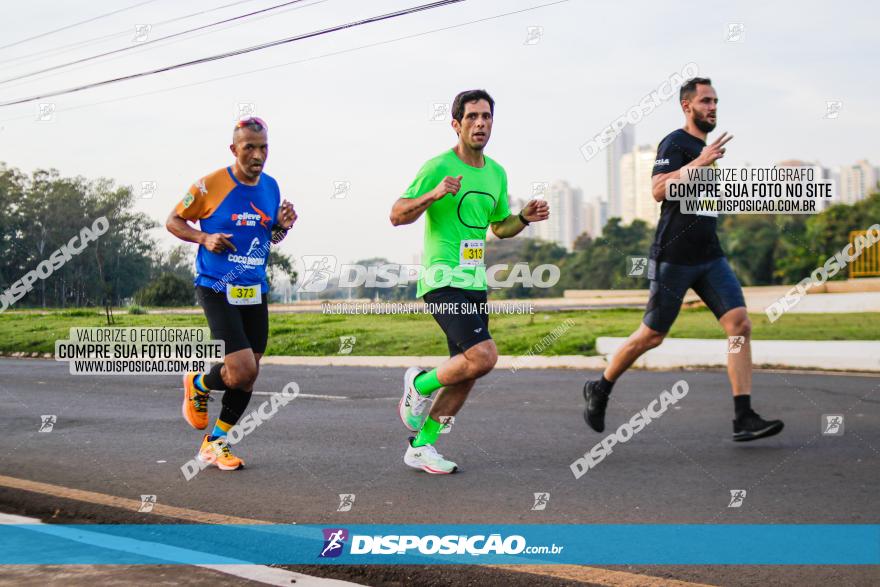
[0,0,876,267]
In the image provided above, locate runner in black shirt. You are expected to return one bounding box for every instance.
[651,128,725,265]
[582,77,783,442]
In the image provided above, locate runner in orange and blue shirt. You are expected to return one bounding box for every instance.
[166,116,297,472]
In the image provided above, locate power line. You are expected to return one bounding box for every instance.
[0,0,318,85]
[0,0,570,123]
[0,0,328,93]
[0,0,263,69]
[0,0,464,108]
[0,0,161,52]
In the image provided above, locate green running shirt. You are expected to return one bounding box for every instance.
[403,149,511,298]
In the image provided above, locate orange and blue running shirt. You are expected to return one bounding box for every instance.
[175,166,281,293]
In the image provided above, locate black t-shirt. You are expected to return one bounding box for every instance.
[650,128,724,265]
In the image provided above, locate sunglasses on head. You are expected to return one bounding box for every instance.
[235,116,268,131]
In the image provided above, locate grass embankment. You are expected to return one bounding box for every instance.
[0,307,876,356]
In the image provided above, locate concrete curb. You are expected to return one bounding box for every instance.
[4,341,878,372]
[596,337,880,372]
[259,355,608,370]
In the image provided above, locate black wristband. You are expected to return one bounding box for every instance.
[518,212,530,225]
[270,225,288,244]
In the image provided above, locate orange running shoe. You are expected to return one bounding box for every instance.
[197,434,245,471]
[182,372,209,430]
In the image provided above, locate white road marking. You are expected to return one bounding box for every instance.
[199,564,360,586]
[0,513,362,587]
[249,391,397,401]
[0,479,714,586]
[252,391,349,401]
[0,513,38,524]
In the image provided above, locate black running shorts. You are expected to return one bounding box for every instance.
[423,286,492,357]
[643,257,746,333]
[196,286,269,355]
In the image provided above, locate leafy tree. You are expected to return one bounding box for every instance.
[267,249,297,290]
[719,191,880,284]
[718,215,784,285]
[134,273,194,306]
[150,243,195,282]
[0,165,156,308]
[0,164,29,289]
[572,232,593,251]
[558,219,654,290]
[486,238,568,298]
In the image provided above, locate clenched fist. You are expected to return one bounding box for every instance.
[277,199,297,230]
[433,175,463,200]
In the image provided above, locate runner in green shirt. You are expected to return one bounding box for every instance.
[389,89,550,474]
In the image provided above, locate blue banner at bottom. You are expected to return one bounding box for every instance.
[1,524,878,565]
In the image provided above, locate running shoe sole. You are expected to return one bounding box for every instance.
[733,420,784,442]
[196,453,244,471]
[403,457,457,475]
[414,464,457,475]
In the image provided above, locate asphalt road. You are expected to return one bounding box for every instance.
[1,358,877,586]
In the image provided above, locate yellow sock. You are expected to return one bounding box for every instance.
[210,419,233,439]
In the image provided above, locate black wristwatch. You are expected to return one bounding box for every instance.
[270,224,288,243]
[518,212,530,225]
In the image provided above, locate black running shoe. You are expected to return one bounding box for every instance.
[583,380,609,433]
[733,410,784,442]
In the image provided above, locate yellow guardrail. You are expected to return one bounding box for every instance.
[849,230,880,277]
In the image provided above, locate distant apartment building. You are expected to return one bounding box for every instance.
[533,180,583,251]
[606,125,634,220]
[776,159,834,210]
[619,144,661,226]
[839,159,879,204]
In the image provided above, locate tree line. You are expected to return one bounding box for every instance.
[0,164,294,309]
[490,189,880,297]
[1,163,875,306]
[339,189,879,300]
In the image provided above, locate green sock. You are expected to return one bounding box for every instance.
[413,369,442,396]
[412,416,443,447]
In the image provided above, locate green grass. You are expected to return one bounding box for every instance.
[0,307,877,356]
